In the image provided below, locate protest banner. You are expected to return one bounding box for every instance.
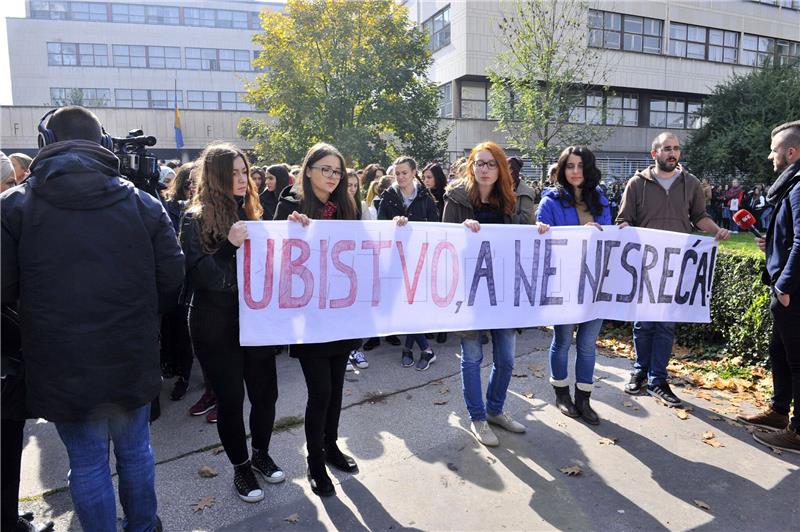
[237,221,717,345]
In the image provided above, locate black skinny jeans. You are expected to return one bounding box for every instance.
[188,303,278,465]
[161,303,194,380]
[298,353,349,467]
[769,292,800,432]
[1,418,25,530]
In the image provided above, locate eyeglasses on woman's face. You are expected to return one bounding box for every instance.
[473,160,498,170]
[310,165,343,179]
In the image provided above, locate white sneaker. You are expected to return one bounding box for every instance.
[346,360,355,372]
[349,350,369,369]
[487,412,526,433]
[470,420,499,446]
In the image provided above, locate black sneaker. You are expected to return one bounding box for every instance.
[436,332,448,343]
[233,461,264,502]
[170,377,189,401]
[363,337,380,351]
[401,349,414,368]
[647,383,682,407]
[624,370,647,395]
[307,465,335,497]
[415,350,436,371]
[386,335,402,346]
[252,449,285,484]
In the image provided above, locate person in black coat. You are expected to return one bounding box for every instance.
[274,142,362,498]
[422,162,447,221]
[259,164,291,221]
[378,156,440,370]
[180,142,284,503]
[1,106,184,531]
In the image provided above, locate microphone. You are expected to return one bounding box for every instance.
[732,209,762,238]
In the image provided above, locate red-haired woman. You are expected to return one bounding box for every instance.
[443,141,548,447]
[274,142,362,498]
[180,143,283,503]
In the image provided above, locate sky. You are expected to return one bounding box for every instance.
[0,0,26,105]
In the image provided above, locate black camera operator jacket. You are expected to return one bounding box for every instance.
[0,140,185,422]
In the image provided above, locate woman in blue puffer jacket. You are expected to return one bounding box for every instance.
[536,145,611,425]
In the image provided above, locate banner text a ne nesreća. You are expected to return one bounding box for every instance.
[237,221,717,346]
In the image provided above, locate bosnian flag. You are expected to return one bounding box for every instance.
[174,91,184,149]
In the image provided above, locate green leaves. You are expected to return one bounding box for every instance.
[242,0,447,166]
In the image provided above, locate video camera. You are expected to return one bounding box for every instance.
[112,130,161,197]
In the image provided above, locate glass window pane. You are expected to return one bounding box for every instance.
[643,36,661,54]
[461,100,486,119]
[741,50,758,66]
[644,19,662,37]
[604,31,621,49]
[688,26,706,43]
[670,23,686,40]
[589,29,603,47]
[708,46,723,62]
[569,107,586,123]
[624,33,642,52]
[624,16,642,34]
[604,12,621,31]
[588,10,603,29]
[687,42,706,59]
[667,98,684,112]
[669,40,686,57]
[650,111,666,128]
[724,32,738,47]
[667,112,685,128]
[606,108,623,125]
[623,109,638,126]
[709,29,723,45]
[607,96,622,109]
[758,36,773,52]
[461,82,485,100]
[723,47,737,63]
[743,34,758,50]
[650,99,666,111]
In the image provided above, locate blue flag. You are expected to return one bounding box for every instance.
[174,92,184,149]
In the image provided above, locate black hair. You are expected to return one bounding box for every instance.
[422,162,447,203]
[48,106,103,144]
[555,146,604,216]
[297,143,357,220]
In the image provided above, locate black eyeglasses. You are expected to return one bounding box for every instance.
[473,160,498,169]
[310,165,344,179]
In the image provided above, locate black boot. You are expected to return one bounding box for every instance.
[325,444,358,473]
[307,458,335,497]
[553,385,579,418]
[574,386,600,425]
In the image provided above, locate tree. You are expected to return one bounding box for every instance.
[487,0,616,181]
[683,61,800,184]
[50,88,109,108]
[240,0,449,166]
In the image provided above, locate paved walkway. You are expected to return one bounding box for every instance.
[18,329,800,531]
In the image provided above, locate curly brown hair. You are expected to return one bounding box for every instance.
[188,142,262,253]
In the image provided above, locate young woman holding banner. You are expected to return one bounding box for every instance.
[536,145,611,425]
[180,143,285,503]
[378,155,440,370]
[443,141,548,447]
[274,142,362,498]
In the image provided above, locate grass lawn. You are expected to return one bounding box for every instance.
[718,230,761,256]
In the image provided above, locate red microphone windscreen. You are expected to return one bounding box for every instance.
[732,209,755,229]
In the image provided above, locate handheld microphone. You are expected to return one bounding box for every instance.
[732,209,762,238]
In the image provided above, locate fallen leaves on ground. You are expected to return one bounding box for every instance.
[559,465,583,476]
[598,437,617,446]
[439,388,450,395]
[191,496,215,512]
[197,466,217,478]
[528,365,546,378]
[702,431,715,440]
[693,500,711,511]
[433,399,448,405]
[211,447,225,455]
[701,431,725,448]
[284,513,300,524]
[343,388,352,396]
[676,410,690,420]
[512,372,528,378]
[709,415,722,421]
[523,392,535,399]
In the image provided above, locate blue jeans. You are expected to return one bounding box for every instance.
[55,405,158,532]
[632,321,676,386]
[405,334,430,351]
[460,329,516,421]
[549,319,603,387]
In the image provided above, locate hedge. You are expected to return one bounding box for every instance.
[674,247,772,366]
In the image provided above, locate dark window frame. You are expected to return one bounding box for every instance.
[422,5,451,53]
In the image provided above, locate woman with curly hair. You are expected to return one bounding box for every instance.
[536,145,610,425]
[443,141,548,447]
[180,142,284,503]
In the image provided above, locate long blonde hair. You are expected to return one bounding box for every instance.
[187,142,262,253]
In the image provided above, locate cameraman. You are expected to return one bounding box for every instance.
[1,106,184,532]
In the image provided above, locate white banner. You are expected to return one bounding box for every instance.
[237,221,718,346]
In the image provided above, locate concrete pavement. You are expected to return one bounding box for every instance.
[18,328,800,531]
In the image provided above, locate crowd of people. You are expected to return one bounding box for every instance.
[1,106,798,532]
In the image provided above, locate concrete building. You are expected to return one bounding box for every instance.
[406,0,800,179]
[1,0,281,158]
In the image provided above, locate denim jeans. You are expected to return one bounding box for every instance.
[460,329,516,421]
[55,405,158,532]
[405,334,430,351]
[632,321,676,386]
[549,319,603,387]
[769,293,800,432]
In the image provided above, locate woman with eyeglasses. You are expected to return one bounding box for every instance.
[443,141,548,447]
[378,156,440,370]
[274,143,362,498]
[180,143,284,503]
[536,146,610,425]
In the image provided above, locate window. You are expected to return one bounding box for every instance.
[606,93,639,126]
[146,46,181,69]
[70,2,108,21]
[111,4,145,23]
[184,8,215,27]
[31,1,69,19]
[649,97,704,129]
[589,10,663,53]
[188,90,220,110]
[145,5,179,25]
[186,48,251,71]
[776,39,800,65]
[423,6,451,53]
[50,87,111,106]
[220,92,252,111]
[115,89,149,108]
[438,83,452,118]
[48,42,106,66]
[669,23,738,63]
[149,90,182,109]
[569,91,604,124]
[460,81,488,119]
[184,7,252,28]
[112,45,146,68]
[743,34,800,66]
